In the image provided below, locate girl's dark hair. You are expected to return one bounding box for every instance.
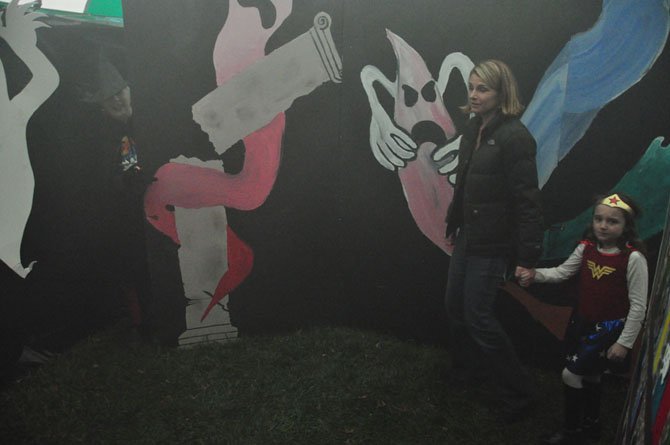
[583,192,647,257]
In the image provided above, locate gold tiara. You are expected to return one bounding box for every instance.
[601,193,633,214]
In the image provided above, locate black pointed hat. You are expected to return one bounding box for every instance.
[79,50,127,104]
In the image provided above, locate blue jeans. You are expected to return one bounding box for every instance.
[445,232,533,410]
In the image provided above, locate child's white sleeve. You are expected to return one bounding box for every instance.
[534,244,584,283]
[617,251,649,349]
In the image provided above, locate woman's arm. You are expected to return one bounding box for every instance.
[502,125,544,268]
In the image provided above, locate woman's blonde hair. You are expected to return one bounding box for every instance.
[461,60,525,117]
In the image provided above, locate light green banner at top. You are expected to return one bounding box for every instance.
[0,0,123,25]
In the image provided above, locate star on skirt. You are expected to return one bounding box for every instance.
[563,316,627,375]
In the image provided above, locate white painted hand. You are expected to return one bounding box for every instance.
[432,135,461,185]
[0,1,49,54]
[368,108,417,170]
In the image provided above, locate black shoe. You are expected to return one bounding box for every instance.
[582,417,601,442]
[539,428,584,445]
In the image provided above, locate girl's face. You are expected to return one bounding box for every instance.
[468,74,500,122]
[592,204,626,249]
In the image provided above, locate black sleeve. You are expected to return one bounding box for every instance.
[502,125,544,268]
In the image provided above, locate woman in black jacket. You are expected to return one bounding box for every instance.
[444,60,544,422]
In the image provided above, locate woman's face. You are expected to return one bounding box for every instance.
[468,74,499,121]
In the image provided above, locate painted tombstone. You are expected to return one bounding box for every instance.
[142,0,343,346]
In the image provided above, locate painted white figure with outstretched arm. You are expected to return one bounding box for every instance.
[0,0,59,278]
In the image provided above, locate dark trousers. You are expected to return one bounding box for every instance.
[444,232,533,410]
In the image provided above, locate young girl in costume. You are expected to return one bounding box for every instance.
[523,193,648,444]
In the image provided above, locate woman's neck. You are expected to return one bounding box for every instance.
[480,109,499,128]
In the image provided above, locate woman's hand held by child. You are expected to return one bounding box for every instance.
[607,342,629,362]
[515,266,535,288]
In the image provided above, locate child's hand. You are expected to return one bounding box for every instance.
[607,343,629,362]
[515,266,535,288]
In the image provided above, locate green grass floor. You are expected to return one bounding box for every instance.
[0,324,629,444]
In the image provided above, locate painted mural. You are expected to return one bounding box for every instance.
[1,0,669,438]
[0,0,59,278]
[357,0,669,346]
[118,0,670,347]
[617,198,670,444]
[2,0,668,366]
[142,0,342,345]
[361,0,670,261]
[361,32,472,255]
[1,0,139,357]
[648,199,670,444]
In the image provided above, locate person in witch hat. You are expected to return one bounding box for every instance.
[78,50,147,332]
[80,51,133,124]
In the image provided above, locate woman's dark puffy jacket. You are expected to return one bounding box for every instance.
[445,112,544,268]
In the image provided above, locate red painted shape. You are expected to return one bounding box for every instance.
[143,113,285,244]
[653,378,670,445]
[143,1,291,324]
[501,281,573,340]
[200,226,254,321]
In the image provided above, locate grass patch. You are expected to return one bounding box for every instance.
[0,325,628,444]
